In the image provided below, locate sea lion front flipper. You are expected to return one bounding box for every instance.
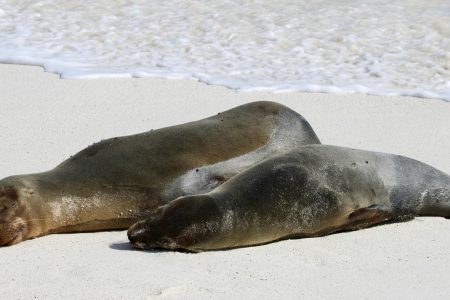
[345,204,394,230]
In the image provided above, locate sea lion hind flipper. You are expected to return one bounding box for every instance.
[345,204,394,230]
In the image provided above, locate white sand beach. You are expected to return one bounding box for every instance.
[1,63,449,299]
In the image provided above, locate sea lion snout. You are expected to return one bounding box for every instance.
[0,217,28,246]
[127,220,150,249]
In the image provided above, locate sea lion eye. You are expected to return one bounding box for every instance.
[0,201,17,212]
[0,205,8,217]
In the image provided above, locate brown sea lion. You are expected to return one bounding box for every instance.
[0,101,320,246]
[128,144,450,252]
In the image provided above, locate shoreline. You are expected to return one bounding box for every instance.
[1,63,449,299]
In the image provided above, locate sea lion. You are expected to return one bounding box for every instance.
[128,144,450,252]
[0,101,320,246]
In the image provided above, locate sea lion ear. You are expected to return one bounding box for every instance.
[346,204,393,230]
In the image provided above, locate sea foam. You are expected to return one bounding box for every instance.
[0,0,449,101]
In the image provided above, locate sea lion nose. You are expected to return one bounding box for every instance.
[127,221,148,249]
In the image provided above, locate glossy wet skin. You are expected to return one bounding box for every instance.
[0,101,321,246]
[127,145,450,252]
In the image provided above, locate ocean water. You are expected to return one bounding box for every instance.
[0,0,449,101]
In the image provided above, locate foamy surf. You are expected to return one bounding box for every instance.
[1,0,449,101]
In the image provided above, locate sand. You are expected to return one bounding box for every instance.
[0,63,449,299]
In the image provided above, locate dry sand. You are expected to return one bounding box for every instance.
[0,63,449,299]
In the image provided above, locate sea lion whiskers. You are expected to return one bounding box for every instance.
[0,216,28,246]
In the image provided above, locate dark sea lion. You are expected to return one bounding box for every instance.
[0,101,320,246]
[128,144,450,252]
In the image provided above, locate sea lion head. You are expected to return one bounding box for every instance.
[0,184,30,246]
[127,206,179,251]
[128,194,220,252]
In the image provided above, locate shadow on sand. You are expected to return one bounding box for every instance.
[108,242,174,253]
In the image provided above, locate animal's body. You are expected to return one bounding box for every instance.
[0,101,320,246]
[128,145,450,252]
